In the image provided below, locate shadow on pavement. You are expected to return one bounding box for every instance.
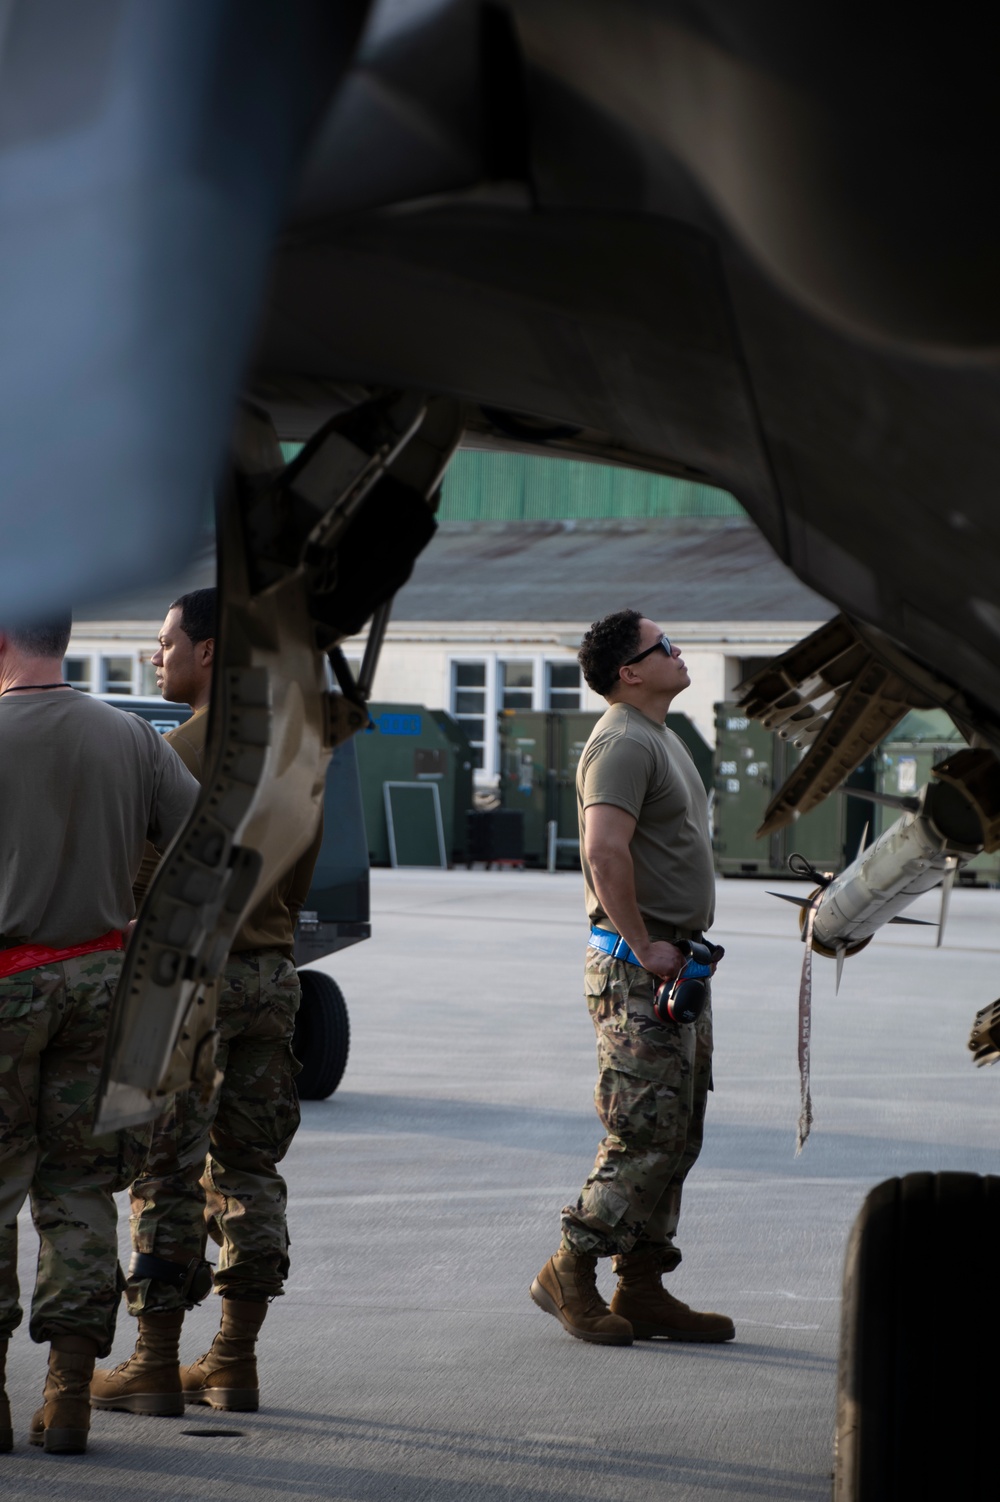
[300,1090,998,1181]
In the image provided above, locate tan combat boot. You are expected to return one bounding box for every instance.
[28,1334,100,1454]
[530,1250,633,1345]
[1,1340,12,1453]
[90,1310,185,1416]
[180,1298,266,1411]
[610,1248,735,1342]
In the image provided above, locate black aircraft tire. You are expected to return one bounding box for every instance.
[293,971,350,1101]
[835,1171,1000,1502]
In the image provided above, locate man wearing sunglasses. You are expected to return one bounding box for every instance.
[531,609,734,1348]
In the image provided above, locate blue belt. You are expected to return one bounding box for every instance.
[588,927,643,966]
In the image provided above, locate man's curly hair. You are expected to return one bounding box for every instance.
[578,609,643,697]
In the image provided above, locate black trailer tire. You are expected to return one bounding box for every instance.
[293,971,350,1100]
[835,1171,1000,1502]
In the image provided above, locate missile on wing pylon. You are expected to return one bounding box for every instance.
[774,779,985,1148]
[736,616,1000,966]
[795,776,982,960]
[736,619,1000,1143]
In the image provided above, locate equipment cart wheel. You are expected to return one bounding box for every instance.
[293,971,351,1100]
[835,1171,1000,1501]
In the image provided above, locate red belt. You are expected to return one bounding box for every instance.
[0,929,124,979]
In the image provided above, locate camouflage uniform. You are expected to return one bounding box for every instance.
[0,953,149,1356]
[560,945,712,1271]
[127,949,301,1313]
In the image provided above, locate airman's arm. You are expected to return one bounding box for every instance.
[584,802,683,981]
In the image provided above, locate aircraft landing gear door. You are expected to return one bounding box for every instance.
[835,1172,1000,1500]
[95,391,462,1132]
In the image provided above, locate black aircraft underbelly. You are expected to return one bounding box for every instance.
[254,202,1000,722]
[4,0,1000,1077]
[4,11,1000,1487]
[246,0,1000,725]
[5,0,996,722]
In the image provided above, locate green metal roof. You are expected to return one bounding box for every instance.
[439,451,744,522]
[280,443,744,521]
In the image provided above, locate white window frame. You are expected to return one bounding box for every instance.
[99,652,140,696]
[450,657,496,781]
[544,658,582,711]
[497,657,537,713]
[449,654,594,783]
[63,652,97,693]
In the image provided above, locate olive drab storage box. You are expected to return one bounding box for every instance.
[713,702,850,877]
[500,709,713,868]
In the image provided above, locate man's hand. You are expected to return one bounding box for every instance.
[635,939,684,982]
[585,805,685,982]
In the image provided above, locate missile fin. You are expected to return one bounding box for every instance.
[936,858,958,948]
[835,945,845,994]
[887,915,936,926]
[855,820,870,863]
[768,891,814,909]
[843,787,922,814]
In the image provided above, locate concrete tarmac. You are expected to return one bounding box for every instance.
[5,870,1000,1499]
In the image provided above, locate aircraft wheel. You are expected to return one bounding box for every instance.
[293,970,350,1100]
[835,1171,1000,1501]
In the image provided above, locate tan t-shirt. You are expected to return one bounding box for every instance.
[0,690,198,947]
[577,701,715,938]
[134,705,322,957]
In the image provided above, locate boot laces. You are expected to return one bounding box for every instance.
[574,1260,611,1316]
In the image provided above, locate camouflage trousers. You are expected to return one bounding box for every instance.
[561,947,713,1269]
[127,949,301,1314]
[0,952,149,1354]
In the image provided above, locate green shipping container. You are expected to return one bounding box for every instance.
[355,703,474,867]
[713,702,854,877]
[712,702,1000,884]
[500,709,713,867]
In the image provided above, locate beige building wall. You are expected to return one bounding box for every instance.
[344,618,824,784]
[65,615,823,785]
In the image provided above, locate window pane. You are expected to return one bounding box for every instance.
[502,661,533,689]
[63,657,91,689]
[452,661,490,773]
[501,660,533,710]
[547,661,581,710]
[102,656,133,693]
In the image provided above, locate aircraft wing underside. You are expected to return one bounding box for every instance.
[2,1,1000,1118]
[2,0,998,721]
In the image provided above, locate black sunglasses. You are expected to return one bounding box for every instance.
[622,633,673,667]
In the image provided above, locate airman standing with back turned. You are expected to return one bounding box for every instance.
[0,615,198,1455]
[91,588,322,1418]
